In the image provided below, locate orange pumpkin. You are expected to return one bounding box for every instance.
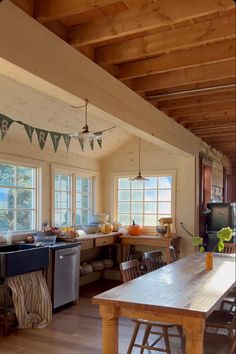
[128,220,142,236]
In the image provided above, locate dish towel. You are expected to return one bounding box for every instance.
[7,270,52,329]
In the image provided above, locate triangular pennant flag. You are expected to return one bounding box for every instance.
[35,128,48,150]
[97,137,102,149]
[78,138,85,151]
[0,114,14,140]
[63,134,71,151]
[50,132,62,152]
[23,124,34,142]
[90,139,94,150]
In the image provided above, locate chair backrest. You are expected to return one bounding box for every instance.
[223,243,236,254]
[120,259,141,283]
[169,245,178,262]
[143,251,164,272]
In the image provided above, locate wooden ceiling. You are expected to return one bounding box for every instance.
[11,0,236,165]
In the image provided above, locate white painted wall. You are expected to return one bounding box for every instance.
[101,137,196,256]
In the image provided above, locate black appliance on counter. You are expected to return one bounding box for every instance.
[205,202,236,251]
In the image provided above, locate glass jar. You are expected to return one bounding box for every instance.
[205,252,213,270]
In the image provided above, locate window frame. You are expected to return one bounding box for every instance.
[112,170,177,234]
[0,158,42,234]
[51,164,96,227]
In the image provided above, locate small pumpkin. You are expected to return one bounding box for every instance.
[128,220,142,236]
[100,222,113,234]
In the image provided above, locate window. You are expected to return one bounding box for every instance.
[116,176,173,227]
[54,172,72,227]
[53,171,92,227]
[0,163,37,232]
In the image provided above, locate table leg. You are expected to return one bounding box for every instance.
[100,305,119,354]
[166,246,171,264]
[183,318,205,354]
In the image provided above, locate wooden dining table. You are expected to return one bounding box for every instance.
[93,253,235,354]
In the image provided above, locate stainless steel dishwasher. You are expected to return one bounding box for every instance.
[53,244,80,309]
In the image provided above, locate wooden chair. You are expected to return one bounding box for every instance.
[204,332,236,354]
[206,310,236,338]
[120,257,184,354]
[143,250,165,272]
[223,242,236,254]
[169,245,178,262]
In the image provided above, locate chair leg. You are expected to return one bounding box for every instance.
[163,327,171,354]
[140,324,152,354]
[177,325,185,350]
[127,321,141,354]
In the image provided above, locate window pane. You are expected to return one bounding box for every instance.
[144,214,157,226]
[158,202,171,214]
[76,176,81,192]
[145,189,157,201]
[131,202,143,213]
[17,189,34,209]
[60,210,70,226]
[118,202,130,213]
[55,191,60,209]
[158,190,171,202]
[144,202,157,214]
[16,210,34,231]
[131,214,143,225]
[158,176,172,189]
[76,193,82,203]
[131,180,143,189]
[145,177,157,189]
[131,190,143,201]
[55,173,60,190]
[81,210,89,225]
[118,190,130,201]
[61,192,70,209]
[61,175,70,191]
[81,194,88,209]
[0,210,14,231]
[118,178,130,189]
[76,213,81,225]
[118,214,130,225]
[0,165,14,186]
[55,210,60,226]
[16,166,34,188]
[81,178,89,193]
[0,188,14,209]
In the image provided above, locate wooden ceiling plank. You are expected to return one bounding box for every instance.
[154,90,235,110]
[94,13,235,64]
[183,119,235,129]
[164,100,235,116]
[117,40,235,80]
[9,0,34,16]
[35,0,120,23]
[130,60,235,93]
[68,0,234,47]
[175,110,235,123]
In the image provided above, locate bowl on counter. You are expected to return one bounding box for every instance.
[81,224,100,234]
[156,225,167,236]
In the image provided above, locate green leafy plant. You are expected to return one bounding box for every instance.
[180,222,205,252]
[213,227,233,253]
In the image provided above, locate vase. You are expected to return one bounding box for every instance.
[205,252,213,270]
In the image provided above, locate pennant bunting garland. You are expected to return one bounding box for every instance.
[0,112,114,152]
[36,128,48,150]
[23,124,34,142]
[50,132,62,152]
[0,114,14,140]
[62,134,71,151]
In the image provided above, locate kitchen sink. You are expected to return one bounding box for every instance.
[0,244,49,278]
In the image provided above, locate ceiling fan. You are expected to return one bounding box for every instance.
[130,137,149,181]
[70,99,115,151]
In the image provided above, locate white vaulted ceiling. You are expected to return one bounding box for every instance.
[0,74,132,158]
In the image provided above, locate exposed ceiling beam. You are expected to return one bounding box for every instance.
[9,0,34,15]
[69,0,234,48]
[35,0,119,23]
[155,90,235,110]
[130,60,235,93]
[146,84,236,101]
[117,40,235,80]
[164,101,235,117]
[94,13,235,64]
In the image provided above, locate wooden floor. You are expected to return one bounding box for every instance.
[0,281,233,354]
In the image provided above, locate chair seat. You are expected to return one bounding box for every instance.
[132,318,176,328]
[207,310,234,326]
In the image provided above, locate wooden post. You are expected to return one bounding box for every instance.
[100,305,119,354]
